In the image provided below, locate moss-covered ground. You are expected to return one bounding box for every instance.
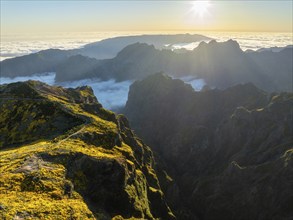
[0,81,174,220]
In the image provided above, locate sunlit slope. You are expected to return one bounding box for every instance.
[0,81,174,219]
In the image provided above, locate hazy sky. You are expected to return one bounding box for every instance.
[1,1,292,35]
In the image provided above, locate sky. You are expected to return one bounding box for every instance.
[1,0,292,35]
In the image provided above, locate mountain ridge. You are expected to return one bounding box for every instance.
[2,38,291,93]
[0,80,175,219]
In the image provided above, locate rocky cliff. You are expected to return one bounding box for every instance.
[0,81,175,219]
[124,73,293,220]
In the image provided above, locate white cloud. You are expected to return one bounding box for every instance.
[0,73,56,85]
[167,32,293,52]
[58,78,132,110]
[0,73,206,110]
[1,32,292,61]
[179,76,206,91]
[0,39,96,61]
[0,73,132,110]
[0,32,115,61]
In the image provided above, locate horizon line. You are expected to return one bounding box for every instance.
[1,29,293,36]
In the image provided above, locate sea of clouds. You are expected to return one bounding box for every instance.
[0,73,132,110]
[0,33,101,61]
[170,32,293,51]
[0,39,93,61]
[0,32,143,61]
[0,73,205,110]
[1,32,292,61]
[0,32,291,109]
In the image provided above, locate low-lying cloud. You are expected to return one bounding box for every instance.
[0,73,56,85]
[178,76,206,91]
[169,32,293,51]
[0,73,132,110]
[0,36,100,61]
[0,72,207,111]
[1,32,292,61]
[58,78,132,110]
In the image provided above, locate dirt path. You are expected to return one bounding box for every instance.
[55,125,87,146]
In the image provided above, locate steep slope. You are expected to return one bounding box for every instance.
[0,81,175,219]
[247,48,293,92]
[0,49,73,78]
[124,73,293,220]
[54,55,101,82]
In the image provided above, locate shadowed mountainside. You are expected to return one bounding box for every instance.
[0,49,73,78]
[0,81,175,219]
[55,40,292,93]
[82,40,291,92]
[0,34,210,78]
[124,73,293,220]
[1,39,292,93]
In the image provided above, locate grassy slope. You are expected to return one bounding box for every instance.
[0,81,174,220]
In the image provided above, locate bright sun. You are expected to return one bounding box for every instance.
[190,1,211,18]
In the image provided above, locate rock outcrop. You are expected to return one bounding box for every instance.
[124,73,293,220]
[0,81,175,219]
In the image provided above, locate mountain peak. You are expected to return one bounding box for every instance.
[132,72,193,92]
[116,42,156,58]
[226,39,241,49]
[195,39,242,52]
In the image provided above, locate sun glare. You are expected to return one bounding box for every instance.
[190,1,211,18]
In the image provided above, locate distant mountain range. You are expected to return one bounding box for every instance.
[1,34,292,93]
[74,33,211,59]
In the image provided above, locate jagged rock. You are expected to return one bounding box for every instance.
[124,73,293,219]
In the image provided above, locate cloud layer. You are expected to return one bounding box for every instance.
[0,73,56,85]
[177,76,206,91]
[1,32,292,61]
[0,73,132,110]
[171,32,292,51]
[0,73,207,110]
[58,78,133,110]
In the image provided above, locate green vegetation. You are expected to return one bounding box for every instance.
[0,81,174,219]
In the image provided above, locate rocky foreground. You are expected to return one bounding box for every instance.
[0,81,174,219]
